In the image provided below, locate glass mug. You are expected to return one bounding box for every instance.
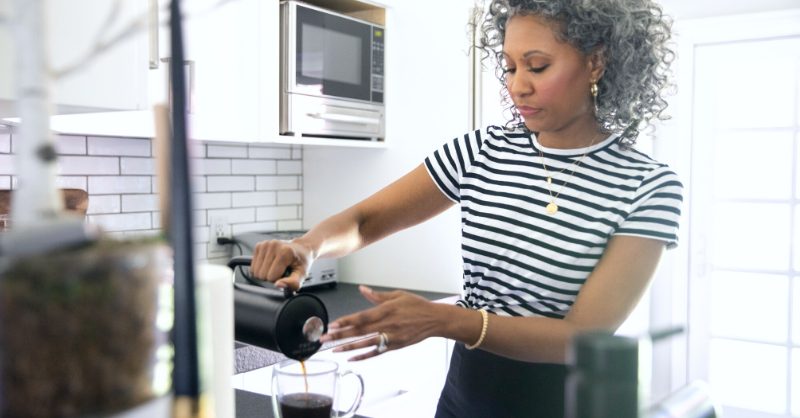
[271,359,364,418]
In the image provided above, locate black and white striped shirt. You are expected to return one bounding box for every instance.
[424,125,683,318]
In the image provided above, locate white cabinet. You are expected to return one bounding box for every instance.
[150,0,272,141]
[0,0,148,117]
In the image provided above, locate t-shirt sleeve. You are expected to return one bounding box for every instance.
[614,166,684,249]
[423,129,485,203]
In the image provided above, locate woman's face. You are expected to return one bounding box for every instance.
[502,14,601,135]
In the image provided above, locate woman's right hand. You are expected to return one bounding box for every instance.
[250,239,314,290]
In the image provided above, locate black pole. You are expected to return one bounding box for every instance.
[168,0,199,399]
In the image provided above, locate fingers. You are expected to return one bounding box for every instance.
[274,271,303,290]
[250,240,309,291]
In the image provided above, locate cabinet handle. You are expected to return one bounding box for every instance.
[161,57,195,113]
[306,112,380,125]
[149,0,159,69]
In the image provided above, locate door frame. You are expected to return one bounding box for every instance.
[649,7,800,403]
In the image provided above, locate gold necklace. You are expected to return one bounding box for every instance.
[538,134,603,215]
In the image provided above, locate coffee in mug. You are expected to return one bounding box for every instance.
[272,359,364,418]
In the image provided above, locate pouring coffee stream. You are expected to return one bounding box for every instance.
[228,256,329,362]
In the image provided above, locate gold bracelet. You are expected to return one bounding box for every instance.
[465,309,488,350]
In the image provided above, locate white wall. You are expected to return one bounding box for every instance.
[302,0,476,294]
[659,0,799,20]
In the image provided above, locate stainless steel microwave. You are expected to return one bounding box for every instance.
[280,1,385,141]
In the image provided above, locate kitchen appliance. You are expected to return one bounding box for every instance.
[280,0,385,140]
[234,230,338,290]
[229,256,329,361]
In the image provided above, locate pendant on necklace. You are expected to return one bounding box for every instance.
[547,177,552,184]
[546,202,558,214]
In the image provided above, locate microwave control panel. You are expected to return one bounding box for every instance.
[371,27,384,103]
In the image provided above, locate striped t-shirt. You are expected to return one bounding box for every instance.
[424,125,683,319]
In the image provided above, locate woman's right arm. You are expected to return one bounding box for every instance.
[250,163,454,289]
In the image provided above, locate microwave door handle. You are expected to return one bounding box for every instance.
[306,112,380,126]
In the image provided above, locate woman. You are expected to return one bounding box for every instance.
[250,0,680,416]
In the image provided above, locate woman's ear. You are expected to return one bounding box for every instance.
[588,47,606,82]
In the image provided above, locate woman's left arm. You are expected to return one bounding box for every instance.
[322,234,665,363]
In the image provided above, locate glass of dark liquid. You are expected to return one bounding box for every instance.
[272,359,364,418]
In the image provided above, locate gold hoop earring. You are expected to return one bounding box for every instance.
[590,82,599,115]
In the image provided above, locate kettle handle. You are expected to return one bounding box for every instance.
[228,255,294,299]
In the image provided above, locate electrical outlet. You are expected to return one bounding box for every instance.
[208,216,229,254]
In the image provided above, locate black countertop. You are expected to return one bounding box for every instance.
[234,282,456,373]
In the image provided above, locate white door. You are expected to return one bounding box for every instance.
[682,10,800,418]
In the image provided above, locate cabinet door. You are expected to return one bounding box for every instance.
[0,0,147,116]
[182,0,261,141]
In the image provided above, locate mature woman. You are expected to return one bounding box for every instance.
[250,0,681,416]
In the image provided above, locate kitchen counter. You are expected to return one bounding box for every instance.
[233,283,457,417]
[234,282,457,374]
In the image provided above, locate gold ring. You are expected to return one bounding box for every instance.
[376,332,389,353]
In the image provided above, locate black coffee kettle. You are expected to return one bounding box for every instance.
[228,256,329,361]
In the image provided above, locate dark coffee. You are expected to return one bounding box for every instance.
[279,393,333,418]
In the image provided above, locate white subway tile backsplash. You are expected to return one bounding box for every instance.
[278,220,303,230]
[193,159,231,175]
[256,176,298,191]
[256,206,298,221]
[1,132,301,261]
[231,222,279,235]
[192,176,207,193]
[56,176,88,190]
[232,191,276,207]
[122,194,159,212]
[88,137,151,157]
[89,212,151,232]
[208,144,248,158]
[277,191,302,205]
[208,207,256,224]
[207,176,254,192]
[87,195,121,214]
[56,136,87,155]
[59,156,119,175]
[190,141,206,159]
[248,147,292,160]
[89,176,151,194]
[231,159,277,175]
[194,226,210,243]
[194,192,231,209]
[121,157,155,175]
[194,209,207,226]
[277,160,302,175]
[123,229,161,239]
[0,155,13,174]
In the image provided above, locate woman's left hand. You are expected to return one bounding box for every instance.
[319,285,441,361]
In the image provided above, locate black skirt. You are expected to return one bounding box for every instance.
[435,343,567,418]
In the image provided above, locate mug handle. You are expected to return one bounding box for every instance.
[271,373,282,418]
[336,370,365,418]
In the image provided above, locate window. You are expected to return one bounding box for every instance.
[678,11,800,418]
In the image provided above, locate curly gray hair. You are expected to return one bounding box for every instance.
[479,0,675,146]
